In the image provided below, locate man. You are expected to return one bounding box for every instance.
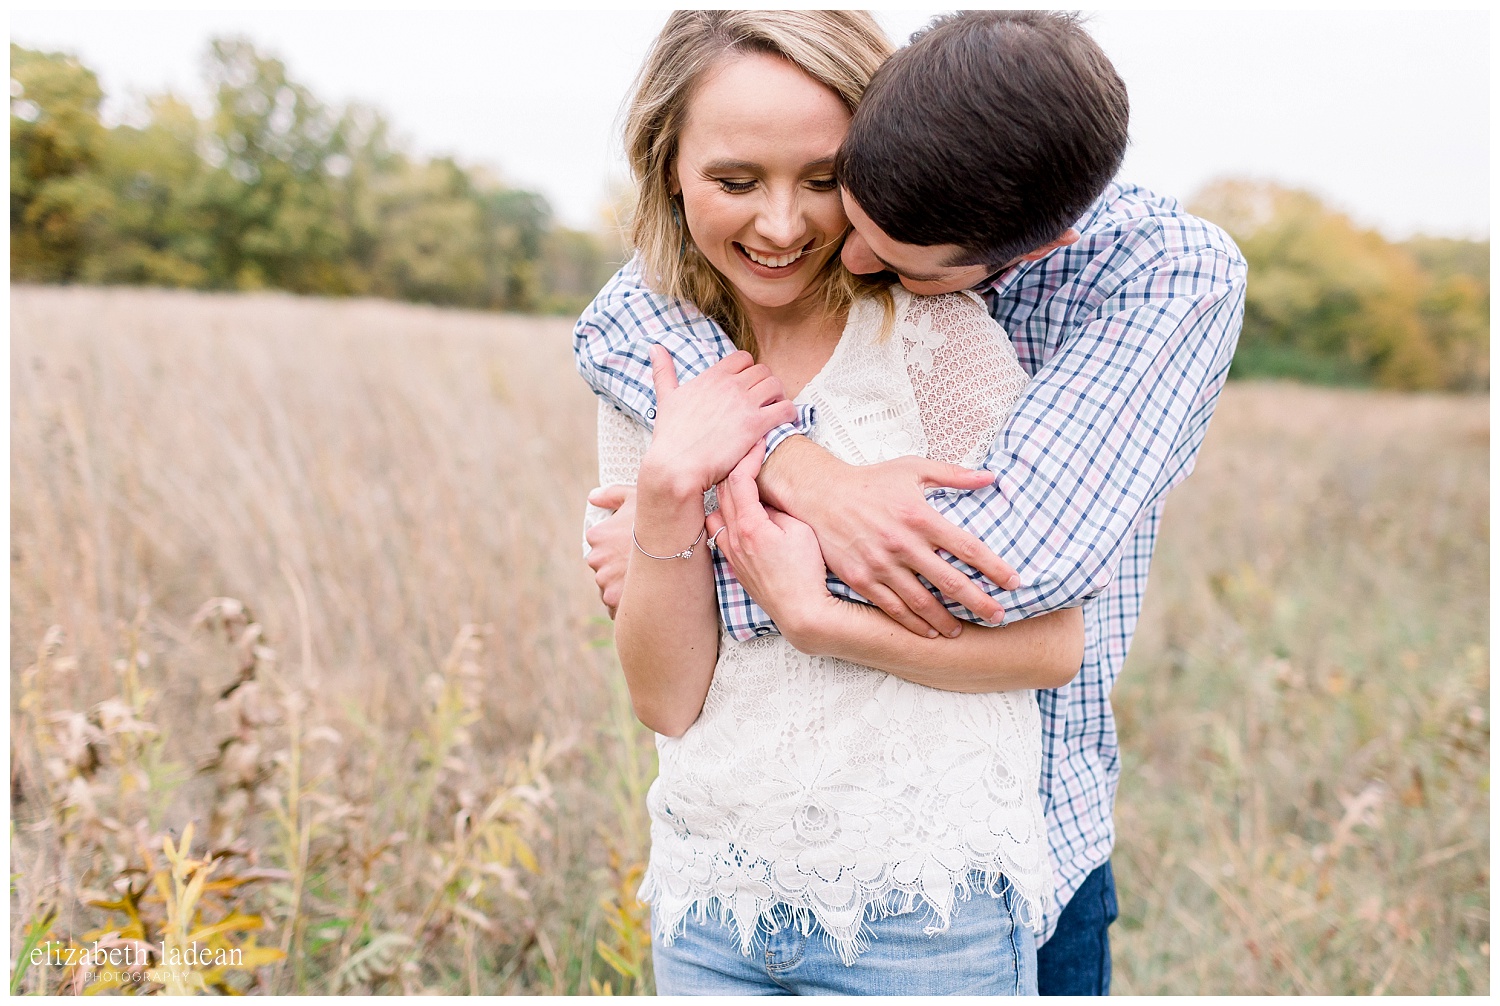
[576,11,1246,995]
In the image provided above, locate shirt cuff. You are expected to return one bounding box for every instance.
[764,404,816,456]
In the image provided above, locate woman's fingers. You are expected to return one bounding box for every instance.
[718,444,766,539]
[859,581,946,639]
[748,374,786,406]
[649,344,680,397]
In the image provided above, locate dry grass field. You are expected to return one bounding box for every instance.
[10,285,1488,994]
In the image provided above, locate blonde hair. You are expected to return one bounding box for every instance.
[624,10,894,355]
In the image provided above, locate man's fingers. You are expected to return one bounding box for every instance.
[910,549,1007,624]
[649,344,679,396]
[588,484,632,510]
[916,459,997,492]
[929,518,1021,593]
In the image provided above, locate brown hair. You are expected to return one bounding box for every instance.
[624,10,893,354]
[837,11,1129,267]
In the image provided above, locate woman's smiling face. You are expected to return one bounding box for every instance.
[673,53,852,314]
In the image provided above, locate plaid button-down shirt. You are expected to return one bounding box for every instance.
[573,182,1248,940]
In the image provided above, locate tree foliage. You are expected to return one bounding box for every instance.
[10,39,620,313]
[1192,180,1488,391]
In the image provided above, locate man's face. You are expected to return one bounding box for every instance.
[840,189,996,295]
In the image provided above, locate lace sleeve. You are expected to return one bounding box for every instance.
[582,401,652,556]
[895,290,1031,468]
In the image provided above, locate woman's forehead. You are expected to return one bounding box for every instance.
[679,52,849,161]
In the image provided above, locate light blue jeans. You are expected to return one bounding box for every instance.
[651,880,1038,996]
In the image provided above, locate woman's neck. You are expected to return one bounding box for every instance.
[739,292,845,400]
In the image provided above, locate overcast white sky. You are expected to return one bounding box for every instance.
[10,9,1490,238]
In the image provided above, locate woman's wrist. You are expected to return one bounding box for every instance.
[775,592,844,655]
[637,451,708,507]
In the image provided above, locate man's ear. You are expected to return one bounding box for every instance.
[1016,229,1080,263]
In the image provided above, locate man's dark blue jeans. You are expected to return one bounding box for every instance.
[1037,860,1118,995]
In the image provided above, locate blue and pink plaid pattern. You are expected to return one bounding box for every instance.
[572,182,1248,940]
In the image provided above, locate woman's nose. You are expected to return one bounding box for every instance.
[755,194,804,250]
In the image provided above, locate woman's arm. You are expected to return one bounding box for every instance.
[786,597,1082,692]
[612,346,794,736]
[714,448,1084,693]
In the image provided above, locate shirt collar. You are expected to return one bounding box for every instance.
[972,183,1118,300]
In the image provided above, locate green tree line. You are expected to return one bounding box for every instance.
[11,39,622,313]
[1192,180,1488,391]
[12,42,1488,389]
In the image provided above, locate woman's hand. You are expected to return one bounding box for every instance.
[711,445,838,648]
[640,345,795,500]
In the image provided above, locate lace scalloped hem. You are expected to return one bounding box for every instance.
[639,865,1052,968]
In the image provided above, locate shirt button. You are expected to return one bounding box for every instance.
[754,627,771,636]
[646,407,656,420]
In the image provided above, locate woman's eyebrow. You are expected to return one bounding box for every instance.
[701,159,762,174]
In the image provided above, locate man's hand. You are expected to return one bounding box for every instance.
[585,484,636,617]
[759,437,1021,638]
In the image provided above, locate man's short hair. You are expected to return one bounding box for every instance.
[836,11,1129,267]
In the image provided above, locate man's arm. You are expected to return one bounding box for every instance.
[760,243,1249,627]
[575,255,1011,639]
[573,254,809,452]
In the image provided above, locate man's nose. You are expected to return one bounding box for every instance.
[841,229,881,275]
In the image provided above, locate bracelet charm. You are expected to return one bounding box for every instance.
[633,525,706,560]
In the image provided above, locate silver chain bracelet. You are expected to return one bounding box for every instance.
[632,525,706,560]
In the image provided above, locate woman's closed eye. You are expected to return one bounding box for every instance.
[713,177,839,195]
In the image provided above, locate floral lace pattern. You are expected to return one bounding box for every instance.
[586,288,1050,964]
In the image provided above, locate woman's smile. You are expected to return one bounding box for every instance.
[734,239,815,277]
[672,52,852,317]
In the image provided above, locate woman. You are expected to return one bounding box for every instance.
[582,11,1084,995]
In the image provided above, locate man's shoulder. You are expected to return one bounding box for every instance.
[573,254,713,340]
[1075,182,1243,268]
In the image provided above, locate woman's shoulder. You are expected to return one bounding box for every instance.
[889,284,992,320]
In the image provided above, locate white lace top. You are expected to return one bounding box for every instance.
[583,287,1049,964]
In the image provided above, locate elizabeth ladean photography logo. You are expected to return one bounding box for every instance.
[33,940,243,990]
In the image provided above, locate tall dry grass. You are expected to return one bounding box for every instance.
[11,286,649,994]
[9,285,1488,994]
[1113,383,1489,994]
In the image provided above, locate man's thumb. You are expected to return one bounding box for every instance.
[920,461,996,491]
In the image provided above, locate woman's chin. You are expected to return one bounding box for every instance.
[723,259,833,312]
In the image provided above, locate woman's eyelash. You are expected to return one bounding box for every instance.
[714,178,838,194]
